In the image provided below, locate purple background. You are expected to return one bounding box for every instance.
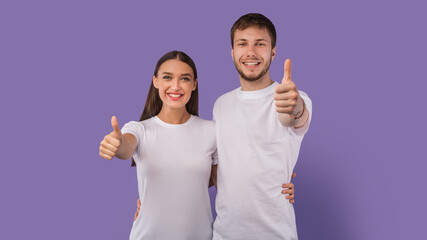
[1,0,426,239]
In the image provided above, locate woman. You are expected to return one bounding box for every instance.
[99,51,295,240]
[100,51,216,240]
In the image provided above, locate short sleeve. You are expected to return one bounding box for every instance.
[121,121,144,149]
[291,90,313,136]
[212,100,217,122]
[212,148,218,165]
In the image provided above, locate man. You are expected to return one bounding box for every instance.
[135,13,311,240]
[210,13,311,240]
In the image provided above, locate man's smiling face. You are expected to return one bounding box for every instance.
[232,26,276,82]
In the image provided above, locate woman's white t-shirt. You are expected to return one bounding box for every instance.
[121,115,217,240]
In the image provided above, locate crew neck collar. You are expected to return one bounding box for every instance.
[238,82,278,100]
[154,115,195,128]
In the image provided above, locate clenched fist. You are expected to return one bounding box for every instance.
[274,59,303,116]
[99,116,123,160]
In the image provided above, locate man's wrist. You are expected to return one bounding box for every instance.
[289,98,305,119]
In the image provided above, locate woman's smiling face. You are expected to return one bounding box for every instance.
[153,59,197,111]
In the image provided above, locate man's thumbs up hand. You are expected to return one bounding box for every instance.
[99,116,123,160]
[274,59,302,116]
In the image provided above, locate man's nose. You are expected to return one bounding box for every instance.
[246,46,256,58]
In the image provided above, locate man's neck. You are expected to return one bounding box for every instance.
[239,74,274,91]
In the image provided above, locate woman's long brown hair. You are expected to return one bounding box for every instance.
[131,51,199,167]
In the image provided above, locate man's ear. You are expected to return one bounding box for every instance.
[152,76,158,88]
[271,46,276,60]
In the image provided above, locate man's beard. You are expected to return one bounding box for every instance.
[234,58,271,82]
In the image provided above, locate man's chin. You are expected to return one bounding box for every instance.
[235,62,270,82]
[239,71,267,82]
[241,75,261,82]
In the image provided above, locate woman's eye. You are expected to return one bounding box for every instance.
[182,77,190,81]
[163,76,171,80]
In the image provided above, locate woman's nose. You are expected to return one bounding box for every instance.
[171,79,181,90]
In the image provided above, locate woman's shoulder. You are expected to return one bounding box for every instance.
[191,115,215,126]
[191,116,216,134]
[122,117,156,131]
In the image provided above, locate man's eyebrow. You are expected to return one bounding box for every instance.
[235,38,268,42]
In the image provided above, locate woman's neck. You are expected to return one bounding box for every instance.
[157,107,191,124]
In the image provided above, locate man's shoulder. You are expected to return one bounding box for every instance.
[214,87,240,107]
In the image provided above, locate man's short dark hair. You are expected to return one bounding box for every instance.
[230,13,277,49]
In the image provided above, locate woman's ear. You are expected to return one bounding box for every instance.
[152,76,158,89]
[193,78,198,91]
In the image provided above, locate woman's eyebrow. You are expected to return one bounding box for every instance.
[181,73,192,77]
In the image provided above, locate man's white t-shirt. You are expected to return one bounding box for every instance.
[212,82,312,240]
[121,115,218,240]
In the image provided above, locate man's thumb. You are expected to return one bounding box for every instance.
[281,59,292,84]
[111,116,121,137]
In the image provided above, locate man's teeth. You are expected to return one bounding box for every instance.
[168,94,181,98]
[244,62,260,66]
